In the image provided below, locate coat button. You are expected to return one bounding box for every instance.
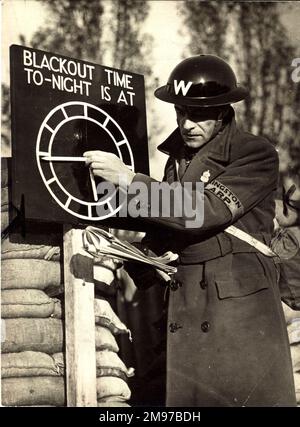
[199,279,207,289]
[169,279,182,291]
[169,322,182,333]
[201,321,210,333]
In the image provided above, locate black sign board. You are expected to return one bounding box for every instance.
[10,45,149,226]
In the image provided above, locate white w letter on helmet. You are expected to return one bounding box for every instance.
[173,80,193,96]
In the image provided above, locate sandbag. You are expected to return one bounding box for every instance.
[1,259,61,290]
[52,326,119,362]
[287,319,300,345]
[1,351,61,378]
[94,326,119,352]
[1,210,10,232]
[95,325,120,351]
[2,318,64,354]
[2,375,130,406]
[294,372,300,403]
[96,367,128,382]
[282,302,300,324]
[1,377,65,406]
[279,252,300,310]
[51,353,65,376]
[96,350,134,378]
[52,300,62,318]
[98,399,130,407]
[1,289,62,318]
[96,376,131,400]
[2,320,120,354]
[1,238,60,261]
[276,227,300,310]
[290,345,300,372]
[52,350,134,380]
[95,298,131,339]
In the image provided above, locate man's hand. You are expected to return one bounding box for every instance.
[84,150,135,186]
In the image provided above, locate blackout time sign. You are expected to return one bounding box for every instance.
[10,45,149,224]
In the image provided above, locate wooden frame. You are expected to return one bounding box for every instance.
[63,226,97,407]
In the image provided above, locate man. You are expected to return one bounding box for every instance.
[85,55,296,406]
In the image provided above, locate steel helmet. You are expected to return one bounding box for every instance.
[154,54,248,107]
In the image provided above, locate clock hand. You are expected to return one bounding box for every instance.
[42,156,98,202]
[42,156,86,162]
[89,168,98,202]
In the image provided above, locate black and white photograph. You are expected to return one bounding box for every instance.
[1,0,300,412]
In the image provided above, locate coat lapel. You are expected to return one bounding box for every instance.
[164,158,177,184]
[158,116,237,186]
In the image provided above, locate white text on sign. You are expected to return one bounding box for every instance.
[23,49,95,96]
[99,69,136,106]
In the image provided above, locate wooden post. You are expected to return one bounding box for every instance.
[63,225,97,407]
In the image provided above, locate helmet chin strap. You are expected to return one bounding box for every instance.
[212,106,231,137]
[213,119,223,136]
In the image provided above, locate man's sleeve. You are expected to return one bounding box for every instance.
[127,139,279,234]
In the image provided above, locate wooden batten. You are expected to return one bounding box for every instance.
[63,226,97,407]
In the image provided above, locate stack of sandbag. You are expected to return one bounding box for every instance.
[26,297,135,407]
[1,231,65,406]
[94,297,134,407]
[282,302,300,405]
[93,257,134,406]
[1,169,134,408]
[1,298,134,406]
[1,155,64,407]
[1,352,65,406]
[1,237,134,406]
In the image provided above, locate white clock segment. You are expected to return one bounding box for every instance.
[36,101,135,220]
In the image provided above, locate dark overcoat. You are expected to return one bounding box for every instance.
[127,114,296,407]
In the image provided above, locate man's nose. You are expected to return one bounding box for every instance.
[182,117,196,130]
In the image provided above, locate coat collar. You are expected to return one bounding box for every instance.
[157,107,237,164]
[157,127,183,158]
[158,109,238,184]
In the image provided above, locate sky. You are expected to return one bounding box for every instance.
[2,0,184,85]
[1,0,185,172]
[3,0,300,84]
[2,0,300,175]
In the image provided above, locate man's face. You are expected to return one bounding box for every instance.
[175,105,221,148]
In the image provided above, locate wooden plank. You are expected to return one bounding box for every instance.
[63,225,97,407]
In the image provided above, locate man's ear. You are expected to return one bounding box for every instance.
[213,114,224,134]
[215,107,231,133]
[217,112,223,122]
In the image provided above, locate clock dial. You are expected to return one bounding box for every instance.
[36,101,135,220]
